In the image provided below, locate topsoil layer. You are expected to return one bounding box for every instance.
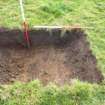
[0,28,103,85]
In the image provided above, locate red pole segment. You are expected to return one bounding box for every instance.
[23,21,31,48]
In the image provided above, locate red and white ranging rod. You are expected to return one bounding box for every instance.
[19,0,31,48]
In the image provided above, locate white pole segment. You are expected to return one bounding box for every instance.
[19,0,25,21]
[33,26,94,29]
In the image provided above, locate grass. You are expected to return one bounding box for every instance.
[0,0,105,105]
[0,80,105,105]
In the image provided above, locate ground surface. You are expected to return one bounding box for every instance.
[0,0,105,75]
[0,0,105,105]
[0,28,103,84]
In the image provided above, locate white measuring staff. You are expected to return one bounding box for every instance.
[19,0,25,22]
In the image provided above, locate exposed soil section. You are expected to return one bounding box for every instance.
[0,28,103,85]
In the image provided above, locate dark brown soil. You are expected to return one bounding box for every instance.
[0,28,103,85]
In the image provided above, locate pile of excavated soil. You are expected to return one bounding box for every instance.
[0,28,103,85]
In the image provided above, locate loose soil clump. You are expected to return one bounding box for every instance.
[0,28,103,85]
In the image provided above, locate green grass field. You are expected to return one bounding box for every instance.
[0,0,105,105]
[0,80,105,105]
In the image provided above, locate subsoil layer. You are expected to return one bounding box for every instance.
[0,28,103,85]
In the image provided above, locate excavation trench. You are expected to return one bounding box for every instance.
[0,28,103,85]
